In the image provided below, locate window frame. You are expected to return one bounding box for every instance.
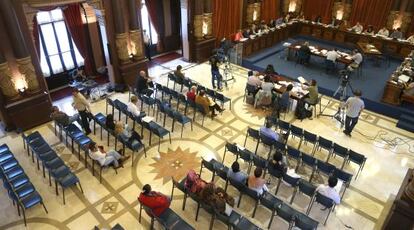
[140,1,158,45]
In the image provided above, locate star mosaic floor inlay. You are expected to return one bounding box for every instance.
[0,60,413,230]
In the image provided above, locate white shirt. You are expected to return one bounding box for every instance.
[143,33,150,44]
[351,24,363,33]
[326,50,339,62]
[345,96,364,118]
[247,76,262,87]
[316,185,341,204]
[89,149,106,166]
[377,28,389,37]
[127,102,141,117]
[261,82,274,93]
[352,53,363,64]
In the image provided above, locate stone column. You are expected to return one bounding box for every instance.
[0,53,18,99]
[194,0,204,40]
[128,0,144,61]
[204,0,213,38]
[0,0,39,92]
[111,0,130,64]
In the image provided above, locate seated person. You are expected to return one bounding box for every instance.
[314,15,322,24]
[114,122,143,145]
[298,42,311,64]
[350,22,363,33]
[268,19,276,28]
[247,71,262,87]
[275,16,284,25]
[88,142,128,169]
[260,76,274,95]
[135,70,154,96]
[390,28,404,39]
[50,106,78,127]
[186,85,197,102]
[227,161,248,184]
[269,151,288,173]
[265,64,279,75]
[127,96,143,117]
[138,184,171,216]
[303,79,319,105]
[174,65,185,81]
[406,34,414,44]
[185,169,207,194]
[297,12,305,20]
[326,48,339,63]
[348,49,363,71]
[234,29,244,42]
[377,27,389,37]
[260,121,285,142]
[242,28,251,38]
[259,20,268,31]
[284,13,292,23]
[195,90,224,117]
[363,25,374,35]
[339,20,349,30]
[200,183,235,215]
[330,17,339,27]
[248,167,268,195]
[316,176,341,205]
[279,84,298,112]
[105,114,116,130]
[251,24,260,35]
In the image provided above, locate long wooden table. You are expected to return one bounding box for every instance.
[287,42,353,65]
[241,21,414,58]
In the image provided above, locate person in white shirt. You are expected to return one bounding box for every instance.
[143,29,151,61]
[326,49,339,62]
[127,96,141,117]
[72,88,92,135]
[351,22,363,33]
[348,49,363,71]
[88,142,129,168]
[407,34,414,44]
[377,27,389,37]
[247,71,262,87]
[316,176,341,205]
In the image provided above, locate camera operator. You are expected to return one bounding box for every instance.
[343,89,364,137]
[209,54,223,91]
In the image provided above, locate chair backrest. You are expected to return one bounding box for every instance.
[201,159,215,173]
[247,127,260,140]
[168,73,176,81]
[106,98,114,106]
[268,165,284,179]
[244,186,261,199]
[260,133,275,146]
[298,179,316,197]
[274,139,286,152]
[315,192,335,209]
[206,88,216,98]
[348,150,366,165]
[172,178,186,192]
[333,143,348,157]
[252,154,268,169]
[282,173,300,187]
[246,83,257,94]
[265,116,278,127]
[215,92,226,101]
[238,149,253,162]
[277,203,297,224]
[318,136,333,150]
[290,125,303,136]
[287,146,301,159]
[333,168,353,184]
[317,160,335,175]
[278,120,290,131]
[225,142,239,155]
[301,153,316,167]
[304,131,317,143]
[295,213,319,230]
[229,177,246,191]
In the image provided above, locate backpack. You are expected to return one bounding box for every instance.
[295,99,312,120]
[185,170,206,194]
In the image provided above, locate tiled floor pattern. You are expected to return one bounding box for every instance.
[0,61,413,230]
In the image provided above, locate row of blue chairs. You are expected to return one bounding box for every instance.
[106,98,171,151]
[171,176,262,230]
[0,144,48,226]
[262,117,367,179]
[155,99,193,137]
[22,132,83,204]
[139,200,194,230]
[199,158,319,229]
[224,142,353,199]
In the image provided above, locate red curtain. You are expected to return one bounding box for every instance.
[303,0,334,23]
[145,0,165,52]
[212,0,242,45]
[261,0,280,22]
[349,0,394,30]
[63,4,93,75]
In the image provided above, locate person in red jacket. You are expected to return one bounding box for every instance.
[138,184,171,217]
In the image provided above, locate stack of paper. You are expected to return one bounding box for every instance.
[297,76,306,84]
[142,116,154,123]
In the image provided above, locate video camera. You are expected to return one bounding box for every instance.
[339,69,350,86]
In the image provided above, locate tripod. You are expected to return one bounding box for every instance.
[319,76,353,127]
[221,55,235,87]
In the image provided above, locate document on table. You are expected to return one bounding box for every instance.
[274,84,282,90]
[297,76,306,84]
[399,74,410,83]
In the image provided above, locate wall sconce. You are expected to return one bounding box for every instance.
[336,9,344,20]
[202,18,208,37]
[18,87,27,95]
[393,16,402,29]
[14,76,28,96]
[288,1,297,12]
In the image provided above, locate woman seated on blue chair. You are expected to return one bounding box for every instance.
[88,142,129,169]
[279,84,296,112]
[114,122,143,146]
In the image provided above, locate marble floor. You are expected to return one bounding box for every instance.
[0,59,413,230]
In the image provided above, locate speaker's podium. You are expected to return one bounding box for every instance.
[229,42,243,65]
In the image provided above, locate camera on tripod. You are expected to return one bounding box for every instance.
[339,69,350,86]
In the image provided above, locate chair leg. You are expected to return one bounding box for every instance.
[195,203,200,221]
[306,197,315,215]
[275,179,282,195]
[237,193,243,207]
[78,182,84,193]
[63,187,66,205]
[290,188,297,204]
[324,208,332,225]
[252,200,258,218]
[268,210,276,229]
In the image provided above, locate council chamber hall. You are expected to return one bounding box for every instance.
[0,0,414,229]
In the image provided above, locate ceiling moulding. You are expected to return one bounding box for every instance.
[24,0,84,7]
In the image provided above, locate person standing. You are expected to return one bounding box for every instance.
[143,30,151,61]
[72,88,92,135]
[343,90,364,137]
[209,55,223,90]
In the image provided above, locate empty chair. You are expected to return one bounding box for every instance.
[294,212,319,230]
[149,123,171,151]
[199,158,216,181]
[314,160,335,182]
[215,92,231,110]
[290,125,304,148]
[259,133,275,160]
[167,73,176,88]
[222,142,239,163]
[238,148,253,174]
[300,153,317,182]
[276,203,297,229]
[307,192,336,225]
[233,216,261,230]
[333,168,353,198]
[106,97,115,115]
[206,88,216,99]
[214,208,242,230]
[244,127,260,154]
[317,136,333,159]
[275,173,300,198]
[194,104,207,126]
[301,131,318,154]
[286,146,301,170]
[330,143,349,169]
[290,179,316,208]
[278,120,291,133]
[244,83,258,102]
[171,177,188,210]
[172,111,193,138]
[346,150,367,179]
[260,191,283,228]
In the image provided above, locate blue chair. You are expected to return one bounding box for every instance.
[290,179,316,208]
[275,173,300,197]
[294,212,319,230]
[317,136,333,159]
[171,177,188,210]
[149,123,171,151]
[314,160,335,182]
[244,83,257,102]
[222,142,239,163]
[330,143,349,169]
[244,127,260,154]
[167,73,176,89]
[52,166,83,204]
[206,88,216,99]
[194,104,207,126]
[199,158,216,181]
[238,148,253,174]
[345,150,367,179]
[177,94,187,111]
[234,216,261,230]
[215,92,231,110]
[106,98,116,115]
[17,191,48,226]
[286,146,301,170]
[290,125,304,148]
[252,154,268,178]
[259,133,275,160]
[142,95,157,116]
[214,208,242,230]
[333,168,353,198]
[260,191,283,228]
[302,131,318,155]
[278,120,290,133]
[300,153,317,182]
[172,111,193,138]
[306,192,336,225]
[276,203,297,229]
